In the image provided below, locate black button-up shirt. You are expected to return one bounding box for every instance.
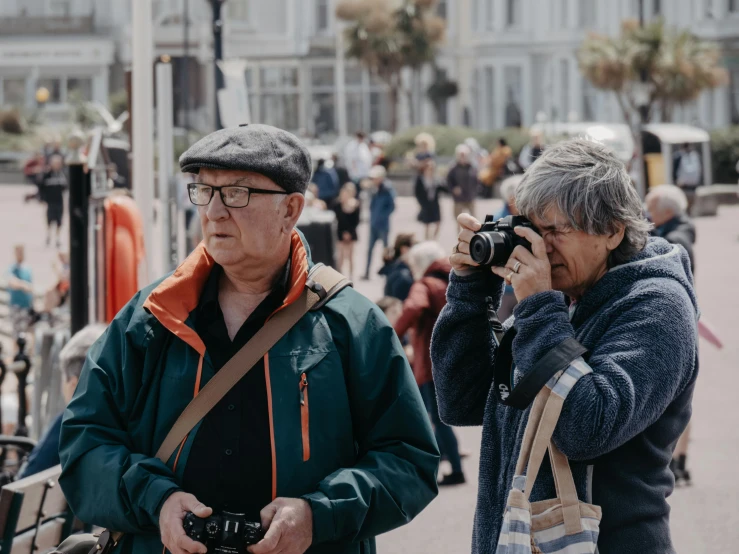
[182,262,289,521]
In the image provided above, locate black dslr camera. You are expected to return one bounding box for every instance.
[183,511,265,553]
[469,215,538,267]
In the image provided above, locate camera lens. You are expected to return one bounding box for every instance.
[470,233,495,266]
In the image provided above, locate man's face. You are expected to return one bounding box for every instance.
[528,205,623,299]
[196,169,304,270]
[14,246,24,264]
[50,156,63,171]
[457,151,469,164]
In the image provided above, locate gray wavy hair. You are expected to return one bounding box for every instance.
[515,139,652,267]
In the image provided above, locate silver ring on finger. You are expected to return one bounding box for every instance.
[513,261,522,274]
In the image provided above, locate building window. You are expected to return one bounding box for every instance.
[504,66,522,127]
[472,0,480,31]
[582,78,597,121]
[730,0,739,12]
[316,0,329,32]
[653,0,661,15]
[310,66,335,136]
[484,0,494,31]
[485,66,495,129]
[67,77,93,102]
[579,0,596,27]
[2,78,25,107]
[506,0,521,26]
[560,0,569,28]
[259,66,299,130]
[37,77,63,104]
[560,59,570,120]
[46,0,72,16]
[437,0,448,19]
[229,0,249,22]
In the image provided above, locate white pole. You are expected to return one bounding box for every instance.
[132,0,156,282]
[156,61,174,272]
[335,8,348,137]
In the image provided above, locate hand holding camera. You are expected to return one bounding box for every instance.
[452,213,552,301]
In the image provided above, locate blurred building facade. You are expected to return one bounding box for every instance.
[1,0,738,136]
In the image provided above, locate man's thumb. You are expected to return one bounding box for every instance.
[184,496,212,518]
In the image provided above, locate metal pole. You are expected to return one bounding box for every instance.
[132,0,156,281]
[634,0,648,200]
[157,61,175,273]
[335,8,348,137]
[68,162,89,335]
[212,0,225,130]
[183,0,190,132]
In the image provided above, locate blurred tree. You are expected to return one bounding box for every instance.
[109,89,129,119]
[577,19,727,126]
[336,0,448,131]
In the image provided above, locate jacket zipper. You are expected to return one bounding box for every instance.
[300,372,310,461]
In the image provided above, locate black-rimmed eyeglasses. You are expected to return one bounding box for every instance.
[187,182,287,208]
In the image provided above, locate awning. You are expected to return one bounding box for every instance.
[642,124,711,144]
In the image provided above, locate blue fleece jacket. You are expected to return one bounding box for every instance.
[431,237,698,554]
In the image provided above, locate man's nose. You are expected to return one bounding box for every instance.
[206,190,229,220]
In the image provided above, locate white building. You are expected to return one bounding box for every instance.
[1,0,738,134]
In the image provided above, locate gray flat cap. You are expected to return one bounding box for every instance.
[179,123,312,195]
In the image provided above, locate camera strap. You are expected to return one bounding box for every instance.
[491,320,588,410]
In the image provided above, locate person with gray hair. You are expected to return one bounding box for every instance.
[394,242,466,486]
[646,184,695,272]
[432,139,699,553]
[17,324,107,479]
[447,144,479,222]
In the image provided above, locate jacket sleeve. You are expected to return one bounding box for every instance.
[59,297,181,534]
[394,282,429,338]
[430,268,505,426]
[303,300,439,545]
[512,282,697,461]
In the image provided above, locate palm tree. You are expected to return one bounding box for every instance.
[577,19,727,126]
[336,0,446,132]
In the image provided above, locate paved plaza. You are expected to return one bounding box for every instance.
[0,184,737,552]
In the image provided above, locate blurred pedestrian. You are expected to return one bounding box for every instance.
[40,250,70,318]
[17,324,107,479]
[478,138,513,199]
[362,165,396,280]
[23,151,45,202]
[414,159,445,240]
[647,183,696,487]
[41,154,68,247]
[447,144,478,222]
[332,153,351,188]
[334,182,361,280]
[395,241,465,486]
[5,245,34,331]
[409,133,436,173]
[518,131,544,170]
[378,233,416,301]
[345,131,373,184]
[675,143,702,199]
[312,158,340,207]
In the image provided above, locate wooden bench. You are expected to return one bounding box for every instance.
[0,465,74,553]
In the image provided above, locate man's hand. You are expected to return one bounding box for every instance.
[450,213,482,273]
[452,187,461,199]
[159,491,212,554]
[491,226,552,301]
[249,498,313,554]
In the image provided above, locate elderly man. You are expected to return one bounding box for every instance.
[18,324,106,479]
[59,124,438,554]
[432,140,698,553]
[446,144,478,221]
[646,184,696,271]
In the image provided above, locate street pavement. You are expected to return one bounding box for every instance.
[0,184,738,552]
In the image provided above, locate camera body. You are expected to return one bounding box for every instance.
[183,511,265,553]
[469,215,537,267]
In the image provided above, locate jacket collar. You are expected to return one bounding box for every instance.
[143,230,309,355]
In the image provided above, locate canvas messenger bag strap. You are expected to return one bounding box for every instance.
[79,264,351,554]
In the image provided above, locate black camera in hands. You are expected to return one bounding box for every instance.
[469,215,538,267]
[183,511,265,553]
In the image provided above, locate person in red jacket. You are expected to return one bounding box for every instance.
[394,241,466,486]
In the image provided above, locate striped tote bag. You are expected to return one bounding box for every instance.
[496,360,602,554]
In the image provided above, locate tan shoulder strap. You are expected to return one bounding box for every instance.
[154,264,351,463]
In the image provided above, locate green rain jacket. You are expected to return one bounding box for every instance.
[59,231,439,554]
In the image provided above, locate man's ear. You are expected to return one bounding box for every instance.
[281,193,305,233]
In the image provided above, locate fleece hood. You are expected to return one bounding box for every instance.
[573,236,698,324]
